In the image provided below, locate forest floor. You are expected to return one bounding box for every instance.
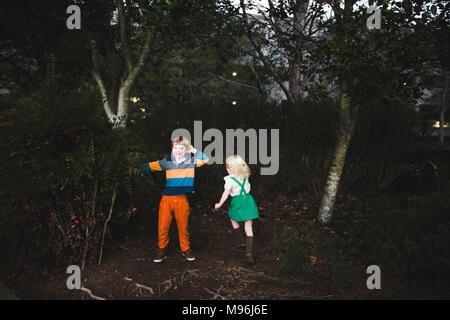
[2,190,444,300]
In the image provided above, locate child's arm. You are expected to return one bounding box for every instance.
[140,160,164,173]
[189,145,209,167]
[215,188,231,210]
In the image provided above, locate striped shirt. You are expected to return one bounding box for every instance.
[140,151,209,195]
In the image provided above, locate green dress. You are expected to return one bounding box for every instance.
[228,177,259,222]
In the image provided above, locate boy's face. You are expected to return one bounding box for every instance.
[172,143,187,160]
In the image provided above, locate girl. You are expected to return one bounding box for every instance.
[215,155,259,264]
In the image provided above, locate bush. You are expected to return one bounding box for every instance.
[273,228,313,280]
[363,191,450,288]
[0,83,151,269]
[341,100,420,195]
[273,221,353,287]
[277,100,338,197]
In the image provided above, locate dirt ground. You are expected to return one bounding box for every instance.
[3,191,427,300]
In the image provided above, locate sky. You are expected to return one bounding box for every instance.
[230,0,383,15]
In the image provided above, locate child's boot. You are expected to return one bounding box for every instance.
[245,236,255,264]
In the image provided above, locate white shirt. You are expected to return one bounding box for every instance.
[224,175,251,197]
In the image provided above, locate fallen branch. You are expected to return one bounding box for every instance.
[160,277,177,296]
[235,266,283,282]
[282,293,335,299]
[185,269,201,278]
[80,287,106,300]
[123,277,155,296]
[204,286,227,300]
[180,266,189,287]
[133,283,155,296]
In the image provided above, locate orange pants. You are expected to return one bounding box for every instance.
[157,195,191,252]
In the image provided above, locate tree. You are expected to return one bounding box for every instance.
[227,0,327,103]
[420,2,450,144]
[84,0,158,129]
[423,69,450,144]
[312,0,440,223]
[0,0,89,93]
[85,0,230,129]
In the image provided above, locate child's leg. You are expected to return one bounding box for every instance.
[230,219,240,230]
[244,220,253,237]
[158,196,173,249]
[230,219,245,248]
[173,195,191,252]
[244,220,255,263]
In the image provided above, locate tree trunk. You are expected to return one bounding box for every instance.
[288,58,302,102]
[287,0,309,102]
[318,78,358,224]
[439,107,445,144]
[89,1,156,130]
[116,85,131,129]
[438,71,448,144]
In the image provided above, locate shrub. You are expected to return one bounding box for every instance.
[0,83,151,269]
[273,222,353,287]
[363,191,450,288]
[273,228,313,280]
[342,100,420,195]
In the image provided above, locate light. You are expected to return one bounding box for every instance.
[130,97,140,103]
[232,72,237,77]
[433,121,449,128]
[140,108,146,112]
[232,101,237,106]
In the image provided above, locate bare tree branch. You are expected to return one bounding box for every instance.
[81,287,106,300]
[204,71,259,90]
[89,37,115,120]
[240,0,294,103]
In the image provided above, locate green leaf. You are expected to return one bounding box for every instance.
[430,5,437,15]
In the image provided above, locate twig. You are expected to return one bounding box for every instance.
[235,266,282,282]
[204,72,259,90]
[80,287,106,300]
[204,286,227,300]
[300,294,335,299]
[186,269,201,276]
[81,175,97,270]
[160,277,177,296]
[180,265,189,287]
[123,277,155,297]
[119,279,135,298]
[46,201,65,238]
[277,293,335,299]
[133,283,155,296]
[98,184,118,265]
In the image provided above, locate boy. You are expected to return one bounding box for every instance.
[140,136,209,262]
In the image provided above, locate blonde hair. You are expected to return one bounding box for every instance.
[171,136,190,149]
[225,155,251,180]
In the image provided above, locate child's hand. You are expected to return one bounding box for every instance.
[214,203,221,210]
[188,145,197,154]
